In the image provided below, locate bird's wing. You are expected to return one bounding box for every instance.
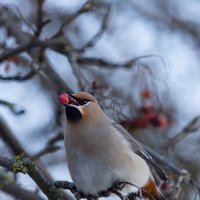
[112,121,168,181]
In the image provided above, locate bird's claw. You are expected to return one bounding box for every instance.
[73,191,82,200]
[113,181,127,190]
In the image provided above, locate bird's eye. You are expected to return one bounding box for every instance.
[70,95,91,106]
[79,99,90,105]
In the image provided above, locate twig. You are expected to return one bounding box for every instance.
[41,54,73,93]
[67,53,88,91]
[60,0,99,29]
[0,100,25,115]
[31,145,60,160]
[0,6,31,44]
[76,3,111,52]
[162,116,200,150]
[77,55,156,68]
[34,0,45,37]
[0,156,11,170]
[0,116,71,200]
[0,155,64,200]
[0,65,40,81]
[0,37,70,63]
[0,170,43,200]
[31,132,63,160]
[0,5,73,96]
[48,132,64,145]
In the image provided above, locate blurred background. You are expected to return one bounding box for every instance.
[0,0,200,199]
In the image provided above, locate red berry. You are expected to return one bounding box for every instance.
[6,55,21,65]
[146,111,156,122]
[141,90,151,99]
[132,117,149,128]
[157,115,169,128]
[58,93,70,105]
[160,181,169,191]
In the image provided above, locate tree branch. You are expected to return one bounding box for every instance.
[0,65,40,81]
[0,100,25,114]
[77,55,156,68]
[0,170,43,200]
[162,116,200,150]
[0,117,71,200]
[59,0,99,29]
[0,155,63,200]
[76,3,111,52]
[0,37,71,63]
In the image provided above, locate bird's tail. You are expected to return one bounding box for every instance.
[142,178,166,200]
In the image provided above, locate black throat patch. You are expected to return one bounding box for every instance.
[65,105,82,123]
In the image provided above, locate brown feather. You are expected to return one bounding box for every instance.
[72,92,97,102]
[142,178,165,200]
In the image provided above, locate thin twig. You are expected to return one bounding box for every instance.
[0,155,64,200]
[0,170,43,200]
[0,37,69,63]
[0,100,25,114]
[77,55,157,68]
[162,116,200,150]
[0,65,40,81]
[34,0,45,37]
[60,0,99,29]
[76,3,111,52]
[31,145,60,160]
[31,132,63,160]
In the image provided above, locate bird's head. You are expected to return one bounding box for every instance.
[59,92,100,123]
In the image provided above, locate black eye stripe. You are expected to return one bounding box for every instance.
[78,99,90,105]
[70,95,91,105]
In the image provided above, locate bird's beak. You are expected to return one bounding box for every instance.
[59,93,83,122]
[59,93,80,106]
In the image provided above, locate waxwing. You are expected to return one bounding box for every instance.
[59,92,167,200]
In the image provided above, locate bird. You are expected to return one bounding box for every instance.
[59,92,167,200]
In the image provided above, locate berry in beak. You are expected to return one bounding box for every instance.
[59,93,80,106]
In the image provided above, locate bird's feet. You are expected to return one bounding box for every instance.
[110,181,142,200]
[54,181,99,200]
[127,189,143,200]
[112,181,127,190]
[53,180,141,200]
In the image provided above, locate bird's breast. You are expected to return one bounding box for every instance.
[64,124,150,195]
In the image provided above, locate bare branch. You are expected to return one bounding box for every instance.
[41,54,74,93]
[0,156,11,170]
[0,65,40,81]
[76,3,111,52]
[67,53,88,91]
[0,155,64,200]
[34,0,45,37]
[0,117,71,200]
[48,132,64,145]
[0,100,25,115]
[77,55,155,68]
[162,116,200,150]
[0,6,31,44]
[0,170,43,200]
[60,0,99,29]
[31,132,64,160]
[0,37,71,63]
